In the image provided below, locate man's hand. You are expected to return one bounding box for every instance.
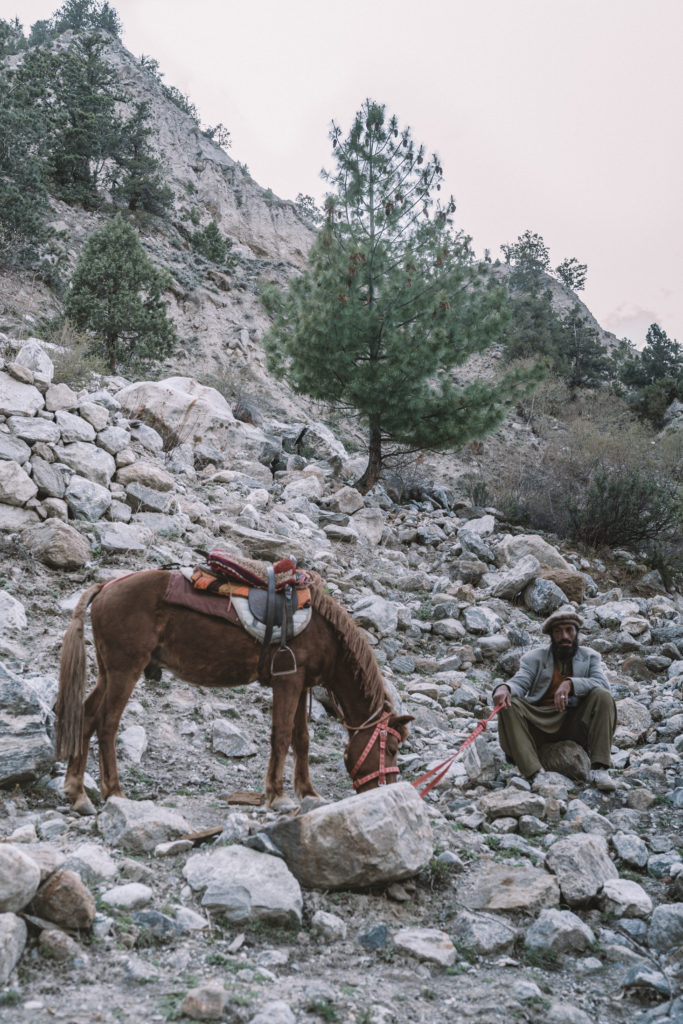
[554,679,572,711]
[493,685,512,709]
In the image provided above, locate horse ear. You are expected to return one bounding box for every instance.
[389,713,414,739]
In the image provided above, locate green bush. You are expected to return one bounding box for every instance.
[567,469,680,548]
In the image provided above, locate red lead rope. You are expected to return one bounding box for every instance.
[412,704,502,798]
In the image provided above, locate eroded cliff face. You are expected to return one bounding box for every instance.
[103,32,316,265]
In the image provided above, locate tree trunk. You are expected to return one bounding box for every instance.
[354,420,382,494]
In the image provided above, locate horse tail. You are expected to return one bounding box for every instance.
[55,582,105,762]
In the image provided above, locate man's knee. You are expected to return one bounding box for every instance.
[584,687,616,712]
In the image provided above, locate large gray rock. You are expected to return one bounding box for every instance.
[63,843,118,885]
[0,371,44,416]
[524,577,568,615]
[0,591,26,632]
[8,414,60,444]
[648,903,683,952]
[31,456,66,499]
[0,846,41,911]
[0,431,31,464]
[65,475,112,522]
[0,912,27,984]
[95,522,152,553]
[15,339,53,382]
[545,834,618,905]
[116,461,175,492]
[352,595,399,636]
[462,605,503,636]
[117,377,235,450]
[352,507,385,545]
[495,534,571,570]
[481,554,540,599]
[0,662,55,786]
[525,908,595,952]
[45,382,78,412]
[211,719,257,757]
[98,797,191,854]
[456,864,560,912]
[539,740,591,781]
[96,425,131,455]
[393,927,456,967]
[0,460,37,507]
[452,909,517,955]
[479,789,546,820]
[600,878,652,919]
[261,782,433,890]
[614,698,652,746]
[612,832,649,869]
[0,505,40,531]
[124,481,174,514]
[183,845,302,925]
[21,518,91,569]
[52,442,116,487]
[55,409,96,444]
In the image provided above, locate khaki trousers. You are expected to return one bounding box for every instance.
[497,688,617,778]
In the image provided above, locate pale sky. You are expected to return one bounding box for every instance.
[5,0,683,346]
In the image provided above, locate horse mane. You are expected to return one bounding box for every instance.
[309,583,390,712]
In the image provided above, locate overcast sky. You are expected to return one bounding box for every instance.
[6,0,682,346]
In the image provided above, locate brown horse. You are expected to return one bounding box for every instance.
[56,570,412,815]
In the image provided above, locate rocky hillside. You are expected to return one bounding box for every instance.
[0,337,681,1024]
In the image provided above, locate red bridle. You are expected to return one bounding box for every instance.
[346,711,402,790]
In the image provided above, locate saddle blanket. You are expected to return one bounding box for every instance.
[164,571,312,643]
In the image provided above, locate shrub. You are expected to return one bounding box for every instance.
[567,469,680,548]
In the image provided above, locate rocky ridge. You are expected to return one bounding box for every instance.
[0,336,681,1023]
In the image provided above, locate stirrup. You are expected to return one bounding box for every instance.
[271,644,297,677]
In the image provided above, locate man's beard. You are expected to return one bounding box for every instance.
[551,637,579,662]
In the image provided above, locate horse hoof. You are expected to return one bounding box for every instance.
[72,797,97,817]
[269,795,298,812]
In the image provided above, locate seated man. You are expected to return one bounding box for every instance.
[492,607,617,792]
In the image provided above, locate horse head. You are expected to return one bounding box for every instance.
[344,710,413,793]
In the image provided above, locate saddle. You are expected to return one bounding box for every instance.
[190,550,315,679]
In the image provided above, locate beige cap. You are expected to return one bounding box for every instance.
[542,606,583,635]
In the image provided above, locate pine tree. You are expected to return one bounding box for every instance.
[110,101,173,215]
[65,214,176,371]
[264,100,535,492]
[555,306,610,390]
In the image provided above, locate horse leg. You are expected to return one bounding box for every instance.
[63,678,105,816]
[95,668,141,801]
[266,675,306,811]
[292,687,320,801]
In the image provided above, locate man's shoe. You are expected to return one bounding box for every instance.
[590,768,616,792]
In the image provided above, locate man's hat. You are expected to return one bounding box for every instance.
[542,606,583,635]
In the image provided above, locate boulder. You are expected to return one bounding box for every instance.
[482,554,540,599]
[98,797,191,854]
[456,864,560,912]
[393,927,456,967]
[0,371,44,416]
[524,578,568,616]
[52,442,116,487]
[117,377,235,449]
[21,518,91,569]
[539,740,591,781]
[614,697,652,747]
[525,908,595,953]
[352,595,399,636]
[0,431,31,464]
[55,409,96,444]
[496,534,571,570]
[183,845,302,925]
[0,662,55,785]
[536,567,586,603]
[8,414,60,444]
[0,913,27,984]
[451,909,517,955]
[648,903,683,952]
[0,846,41,911]
[65,475,112,522]
[0,460,37,506]
[15,339,53,382]
[116,461,175,492]
[45,383,78,412]
[30,869,96,929]
[600,878,653,919]
[351,507,385,545]
[479,789,546,820]
[545,834,618,905]
[260,782,433,890]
